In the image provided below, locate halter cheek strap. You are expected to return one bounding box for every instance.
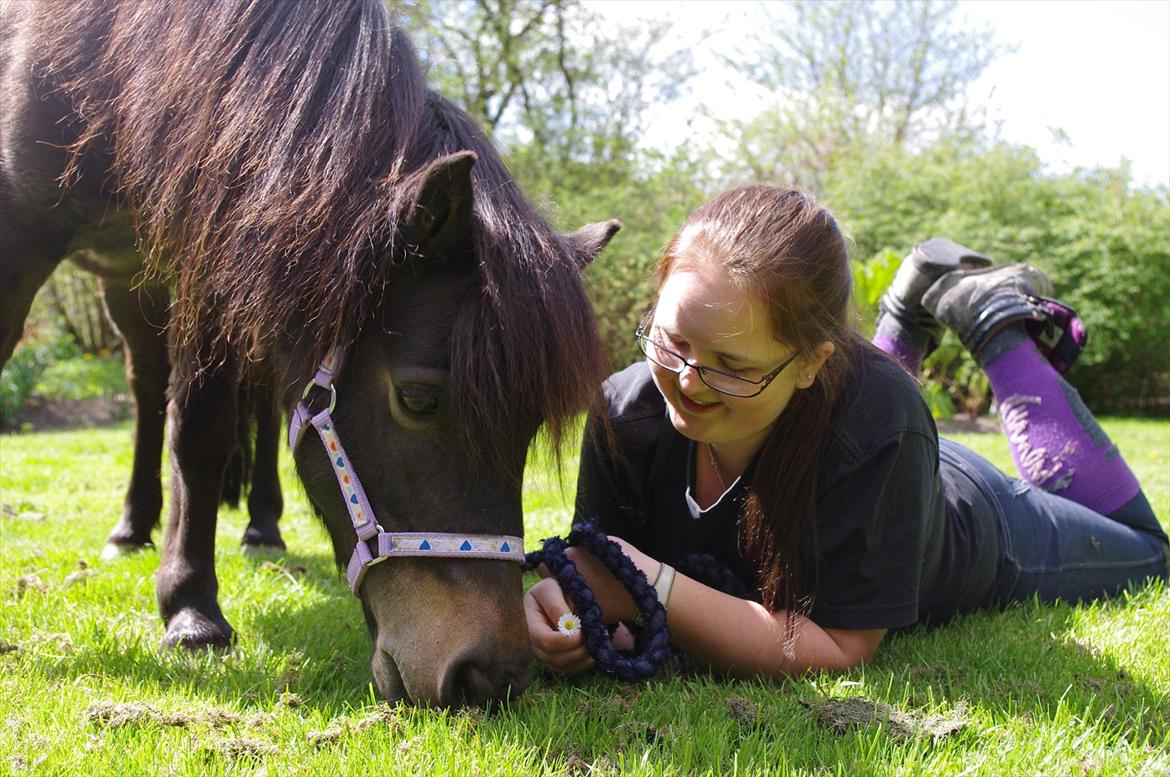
[289,347,526,595]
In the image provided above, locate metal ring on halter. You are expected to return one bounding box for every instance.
[364,528,388,567]
[301,380,337,414]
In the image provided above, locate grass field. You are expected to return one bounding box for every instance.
[1,418,1167,775]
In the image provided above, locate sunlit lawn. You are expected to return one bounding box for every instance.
[1,417,1167,775]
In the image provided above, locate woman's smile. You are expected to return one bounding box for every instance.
[679,392,721,414]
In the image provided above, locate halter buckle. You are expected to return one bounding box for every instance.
[301,380,337,415]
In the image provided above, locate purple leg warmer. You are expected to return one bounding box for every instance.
[983,328,1140,515]
[873,315,928,376]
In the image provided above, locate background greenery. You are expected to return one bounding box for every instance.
[6,0,1167,424]
[1,419,1167,774]
[394,0,1169,415]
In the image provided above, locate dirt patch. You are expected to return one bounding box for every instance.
[551,747,614,776]
[616,720,670,748]
[0,642,19,655]
[86,702,191,729]
[936,414,1000,435]
[85,701,271,730]
[803,697,969,740]
[725,696,761,726]
[4,396,132,432]
[202,737,275,760]
[576,687,642,717]
[12,575,47,598]
[277,691,302,708]
[305,705,398,747]
[1,504,46,521]
[62,561,98,588]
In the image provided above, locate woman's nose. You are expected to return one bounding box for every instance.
[677,363,705,392]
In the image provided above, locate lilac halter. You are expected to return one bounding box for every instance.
[288,347,526,595]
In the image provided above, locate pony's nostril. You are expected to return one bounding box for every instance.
[453,662,493,706]
[441,655,530,708]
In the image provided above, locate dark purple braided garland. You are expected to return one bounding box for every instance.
[523,521,671,681]
[524,520,751,681]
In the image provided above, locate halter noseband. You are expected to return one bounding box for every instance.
[288,347,526,595]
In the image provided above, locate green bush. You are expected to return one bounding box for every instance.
[34,352,128,401]
[0,337,81,427]
[827,138,1170,414]
[510,145,708,371]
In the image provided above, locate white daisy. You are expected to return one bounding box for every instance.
[556,613,581,637]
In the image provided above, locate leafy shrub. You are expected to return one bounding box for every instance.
[0,337,81,427]
[34,352,128,401]
[828,138,1170,414]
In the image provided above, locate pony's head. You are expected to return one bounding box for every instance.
[275,124,618,707]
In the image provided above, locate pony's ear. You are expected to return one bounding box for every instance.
[565,219,621,269]
[406,150,478,259]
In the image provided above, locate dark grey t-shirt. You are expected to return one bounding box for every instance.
[574,352,1001,631]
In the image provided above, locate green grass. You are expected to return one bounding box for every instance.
[1,419,1167,775]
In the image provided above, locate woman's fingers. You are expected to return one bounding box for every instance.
[524,579,594,675]
[612,622,635,652]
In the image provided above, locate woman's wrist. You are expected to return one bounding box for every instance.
[653,563,676,609]
[627,557,664,624]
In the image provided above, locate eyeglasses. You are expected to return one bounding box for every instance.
[634,311,797,398]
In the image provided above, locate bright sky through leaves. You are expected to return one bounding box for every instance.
[589,0,1170,187]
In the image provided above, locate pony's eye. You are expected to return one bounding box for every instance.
[397,385,440,416]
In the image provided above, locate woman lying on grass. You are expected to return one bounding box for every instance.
[525,185,1169,676]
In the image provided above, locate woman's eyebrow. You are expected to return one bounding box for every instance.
[658,324,757,364]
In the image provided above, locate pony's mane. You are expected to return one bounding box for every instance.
[425,95,608,465]
[36,0,425,361]
[34,0,607,463]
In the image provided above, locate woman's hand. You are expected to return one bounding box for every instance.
[524,577,594,675]
[524,534,659,674]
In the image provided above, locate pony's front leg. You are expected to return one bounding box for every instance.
[157,361,239,648]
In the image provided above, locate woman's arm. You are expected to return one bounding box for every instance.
[665,570,886,676]
[524,536,886,677]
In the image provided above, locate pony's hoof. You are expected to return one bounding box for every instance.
[161,609,234,650]
[241,525,286,555]
[240,541,285,557]
[101,540,153,560]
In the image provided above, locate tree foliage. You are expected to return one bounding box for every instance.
[397,0,692,165]
[721,0,1003,189]
[826,137,1170,413]
[397,0,705,369]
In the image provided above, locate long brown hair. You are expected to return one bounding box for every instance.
[656,186,863,617]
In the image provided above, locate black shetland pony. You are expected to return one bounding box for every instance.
[0,0,617,707]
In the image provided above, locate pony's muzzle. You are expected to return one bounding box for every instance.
[438,641,530,708]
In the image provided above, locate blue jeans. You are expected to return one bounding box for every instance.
[939,440,1169,605]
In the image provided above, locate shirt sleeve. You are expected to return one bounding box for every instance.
[807,429,940,631]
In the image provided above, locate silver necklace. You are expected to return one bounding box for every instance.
[706,442,727,493]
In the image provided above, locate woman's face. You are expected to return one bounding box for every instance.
[648,259,825,462]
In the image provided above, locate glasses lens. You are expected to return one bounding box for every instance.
[638,336,683,371]
[701,371,758,397]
